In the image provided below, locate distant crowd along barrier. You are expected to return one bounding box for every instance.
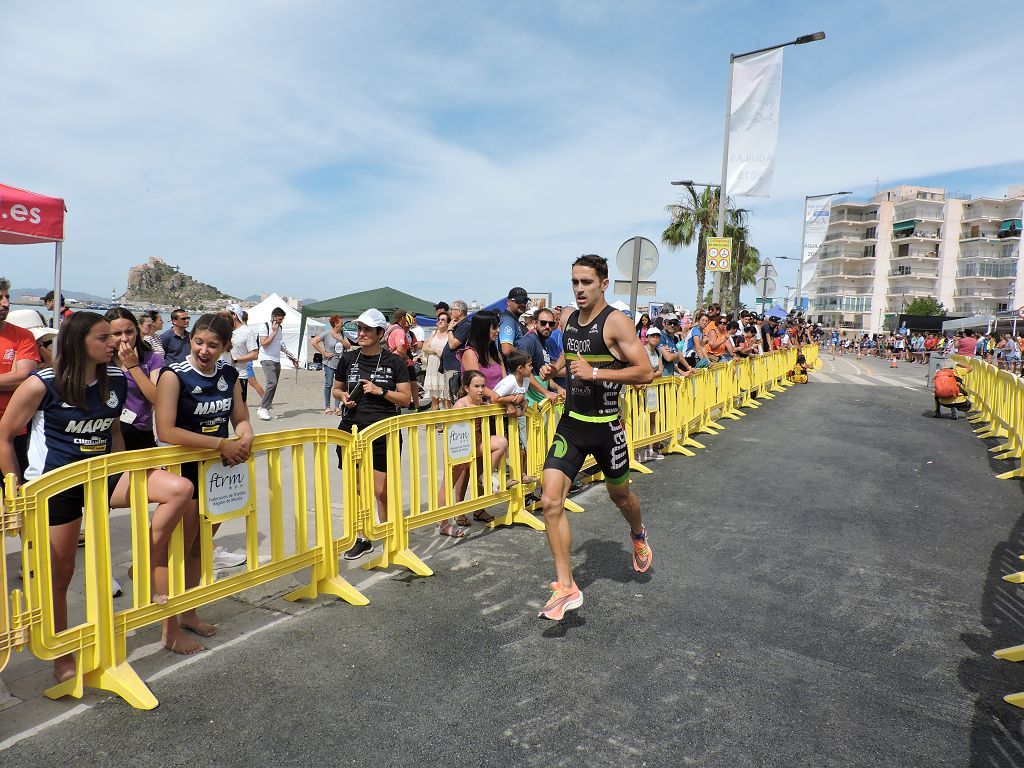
[952,354,1024,707]
[0,346,816,709]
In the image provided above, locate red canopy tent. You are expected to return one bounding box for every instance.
[0,183,67,329]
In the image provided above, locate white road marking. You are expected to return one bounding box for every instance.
[814,372,839,384]
[0,704,92,752]
[872,375,917,390]
[841,374,875,386]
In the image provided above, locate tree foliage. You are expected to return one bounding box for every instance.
[904,296,945,316]
[662,188,758,312]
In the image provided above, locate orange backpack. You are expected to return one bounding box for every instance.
[933,368,959,399]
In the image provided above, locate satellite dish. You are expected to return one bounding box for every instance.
[616,237,660,280]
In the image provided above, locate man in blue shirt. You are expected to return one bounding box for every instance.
[499,287,529,358]
[516,307,564,405]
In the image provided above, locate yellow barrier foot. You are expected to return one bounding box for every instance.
[994,644,1024,662]
[564,498,585,514]
[1003,572,1024,584]
[390,548,433,577]
[990,442,1016,453]
[721,411,742,421]
[662,445,694,457]
[83,662,159,710]
[758,391,776,400]
[498,508,545,531]
[285,576,368,606]
[995,467,1024,480]
[968,414,987,423]
[995,451,1020,461]
[684,437,705,449]
[1004,692,1024,708]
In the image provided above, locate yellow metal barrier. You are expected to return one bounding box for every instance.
[0,348,812,705]
[356,404,541,576]
[6,428,367,708]
[950,355,1024,705]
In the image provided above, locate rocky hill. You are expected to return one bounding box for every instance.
[122,257,235,308]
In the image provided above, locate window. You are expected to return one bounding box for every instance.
[863,245,876,258]
[865,226,877,239]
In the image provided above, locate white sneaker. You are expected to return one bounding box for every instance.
[112,578,123,598]
[491,472,501,493]
[212,546,247,569]
[257,407,271,421]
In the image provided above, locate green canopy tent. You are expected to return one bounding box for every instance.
[298,286,438,345]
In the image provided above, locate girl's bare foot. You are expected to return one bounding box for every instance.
[180,612,217,637]
[53,654,76,683]
[163,628,205,655]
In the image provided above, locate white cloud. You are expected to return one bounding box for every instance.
[0,2,1020,312]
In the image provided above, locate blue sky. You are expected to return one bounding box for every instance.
[1,1,1021,309]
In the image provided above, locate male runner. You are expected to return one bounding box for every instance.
[537,254,655,620]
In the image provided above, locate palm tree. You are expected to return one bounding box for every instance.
[662,186,720,310]
[722,209,760,314]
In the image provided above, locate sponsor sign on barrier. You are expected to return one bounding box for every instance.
[202,458,252,520]
[445,422,475,464]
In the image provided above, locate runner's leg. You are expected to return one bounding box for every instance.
[540,468,575,588]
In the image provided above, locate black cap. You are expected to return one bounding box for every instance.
[43,290,65,304]
[508,287,529,303]
[434,301,450,312]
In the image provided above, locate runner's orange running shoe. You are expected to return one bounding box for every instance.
[538,582,583,621]
[631,527,652,573]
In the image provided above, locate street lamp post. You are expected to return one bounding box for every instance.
[796,190,851,312]
[712,31,826,306]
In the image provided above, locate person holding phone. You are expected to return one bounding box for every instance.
[332,308,412,561]
[256,307,298,421]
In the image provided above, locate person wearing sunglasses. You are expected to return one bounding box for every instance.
[159,309,192,364]
[516,307,564,406]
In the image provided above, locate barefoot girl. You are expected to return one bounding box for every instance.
[155,313,253,640]
[0,312,197,681]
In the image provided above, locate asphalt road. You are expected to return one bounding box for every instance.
[4,354,1024,767]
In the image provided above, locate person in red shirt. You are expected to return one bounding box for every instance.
[0,278,41,479]
[956,330,978,357]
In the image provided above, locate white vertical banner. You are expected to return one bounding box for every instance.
[800,196,835,299]
[727,49,784,197]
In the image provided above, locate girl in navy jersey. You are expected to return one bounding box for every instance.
[156,313,253,639]
[0,312,197,682]
[105,308,163,450]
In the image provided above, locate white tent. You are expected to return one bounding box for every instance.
[941,314,996,333]
[245,293,326,369]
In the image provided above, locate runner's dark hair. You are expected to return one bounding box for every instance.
[572,254,608,280]
[53,311,111,410]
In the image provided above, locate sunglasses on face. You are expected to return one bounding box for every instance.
[538,320,556,327]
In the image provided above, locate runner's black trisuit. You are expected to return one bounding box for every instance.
[543,305,630,484]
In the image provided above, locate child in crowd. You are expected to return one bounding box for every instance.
[492,350,538,486]
[156,313,254,641]
[439,370,516,535]
[786,354,810,384]
[0,312,197,680]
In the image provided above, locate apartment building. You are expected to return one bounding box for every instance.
[807,184,1024,334]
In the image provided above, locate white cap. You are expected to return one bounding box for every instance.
[356,308,388,329]
[7,309,57,343]
[662,313,678,321]
[647,327,662,337]
[225,303,244,318]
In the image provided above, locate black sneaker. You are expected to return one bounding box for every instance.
[343,538,374,560]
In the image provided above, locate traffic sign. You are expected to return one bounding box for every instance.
[706,237,732,272]
[1017,306,1024,318]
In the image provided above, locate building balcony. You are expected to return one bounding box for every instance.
[889,270,938,278]
[892,229,940,241]
[890,248,939,260]
[956,271,1016,280]
[953,288,1010,299]
[886,288,934,298]
[823,231,873,243]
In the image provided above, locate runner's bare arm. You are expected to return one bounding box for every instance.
[572,312,654,386]
[540,351,566,380]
